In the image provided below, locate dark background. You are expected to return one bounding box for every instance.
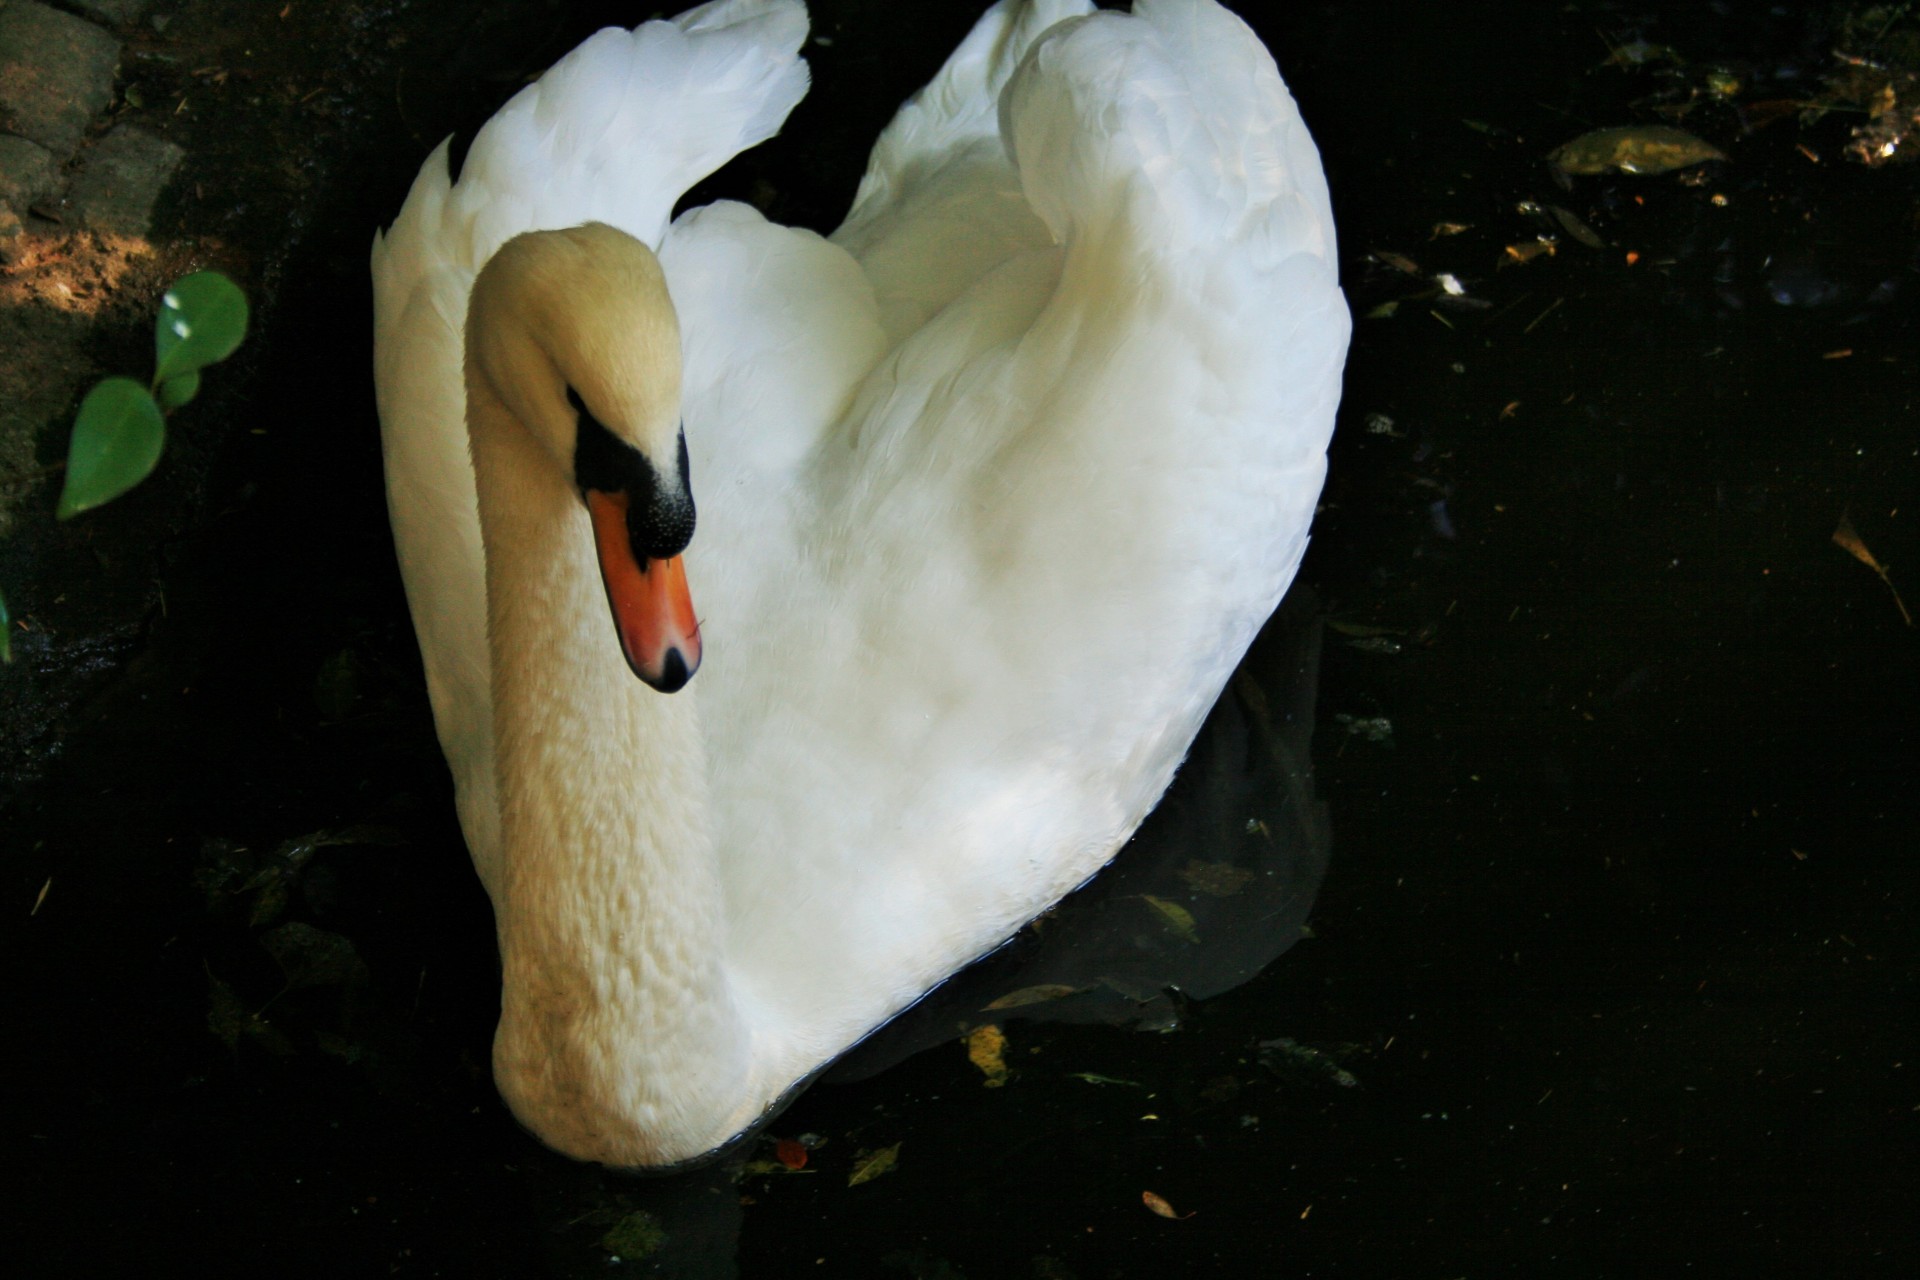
[4,1,1915,1274]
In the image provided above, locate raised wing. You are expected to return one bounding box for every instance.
[372,0,812,894]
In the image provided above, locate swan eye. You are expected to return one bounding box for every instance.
[565,385,594,426]
[569,388,695,559]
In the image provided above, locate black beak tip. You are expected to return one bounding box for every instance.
[643,647,695,694]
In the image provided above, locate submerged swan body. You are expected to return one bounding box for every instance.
[373,0,1347,1166]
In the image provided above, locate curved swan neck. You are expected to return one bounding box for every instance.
[467,371,747,1166]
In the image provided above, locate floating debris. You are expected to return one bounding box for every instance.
[848,1142,901,1186]
[1370,249,1425,276]
[1823,8,1920,166]
[1139,894,1199,943]
[1326,620,1404,639]
[1142,1190,1196,1220]
[206,974,293,1057]
[1546,204,1608,248]
[1174,860,1256,897]
[965,1023,1011,1087]
[1548,125,1726,176]
[1332,713,1394,744]
[1502,237,1557,267]
[601,1210,666,1261]
[982,983,1086,1011]
[1704,66,1743,98]
[1599,36,1682,69]
[1833,511,1913,626]
[260,921,369,994]
[1258,1037,1363,1090]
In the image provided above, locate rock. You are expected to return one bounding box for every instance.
[62,1,151,25]
[0,130,58,210]
[0,197,22,253]
[66,122,181,234]
[0,0,121,157]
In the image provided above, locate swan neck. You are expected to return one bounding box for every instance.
[468,377,747,1165]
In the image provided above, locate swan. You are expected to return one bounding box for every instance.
[372,0,1347,1167]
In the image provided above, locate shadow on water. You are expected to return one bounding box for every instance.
[7,0,1918,1276]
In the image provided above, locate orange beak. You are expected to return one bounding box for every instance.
[586,489,702,692]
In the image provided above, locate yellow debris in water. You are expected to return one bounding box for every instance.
[1549,125,1726,175]
[965,1023,1011,1087]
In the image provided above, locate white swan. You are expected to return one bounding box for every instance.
[372,0,1347,1167]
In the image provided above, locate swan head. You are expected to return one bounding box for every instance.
[467,222,702,692]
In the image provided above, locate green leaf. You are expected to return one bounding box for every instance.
[153,271,248,385]
[58,377,166,519]
[156,370,201,411]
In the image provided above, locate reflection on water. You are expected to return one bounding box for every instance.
[7,1,1917,1275]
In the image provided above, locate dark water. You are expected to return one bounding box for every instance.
[8,1,1916,1275]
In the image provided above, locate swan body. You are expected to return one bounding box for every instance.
[372,0,1347,1167]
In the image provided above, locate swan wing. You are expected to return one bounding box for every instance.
[372,0,811,893]
[710,0,1348,1060]
[833,0,1093,343]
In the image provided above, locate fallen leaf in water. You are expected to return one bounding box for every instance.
[983,983,1086,1011]
[775,1138,809,1170]
[1140,894,1199,943]
[966,1023,1011,1087]
[1742,98,1807,132]
[1600,37,1681,69]
[1502,238,1557,267]
[261,922,369,992]
[1200,1075,1243,1103]
[600,1209,666,1260]
[1333,713,1395,744]
[1833,512,1914,626]
[1549,125,1726,175]
[1546,204,1608,248]
[1142,1191,1197,1220]
[1326,620,1404,638]
[848,1143,901,1186]
[1175,860,1256,897]
[1369,249,1424,275]
[1069,1072,1142,1087]
[1430,220,1473,238]
[1258,1037,1363,1089]
[206,974,294,1056]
